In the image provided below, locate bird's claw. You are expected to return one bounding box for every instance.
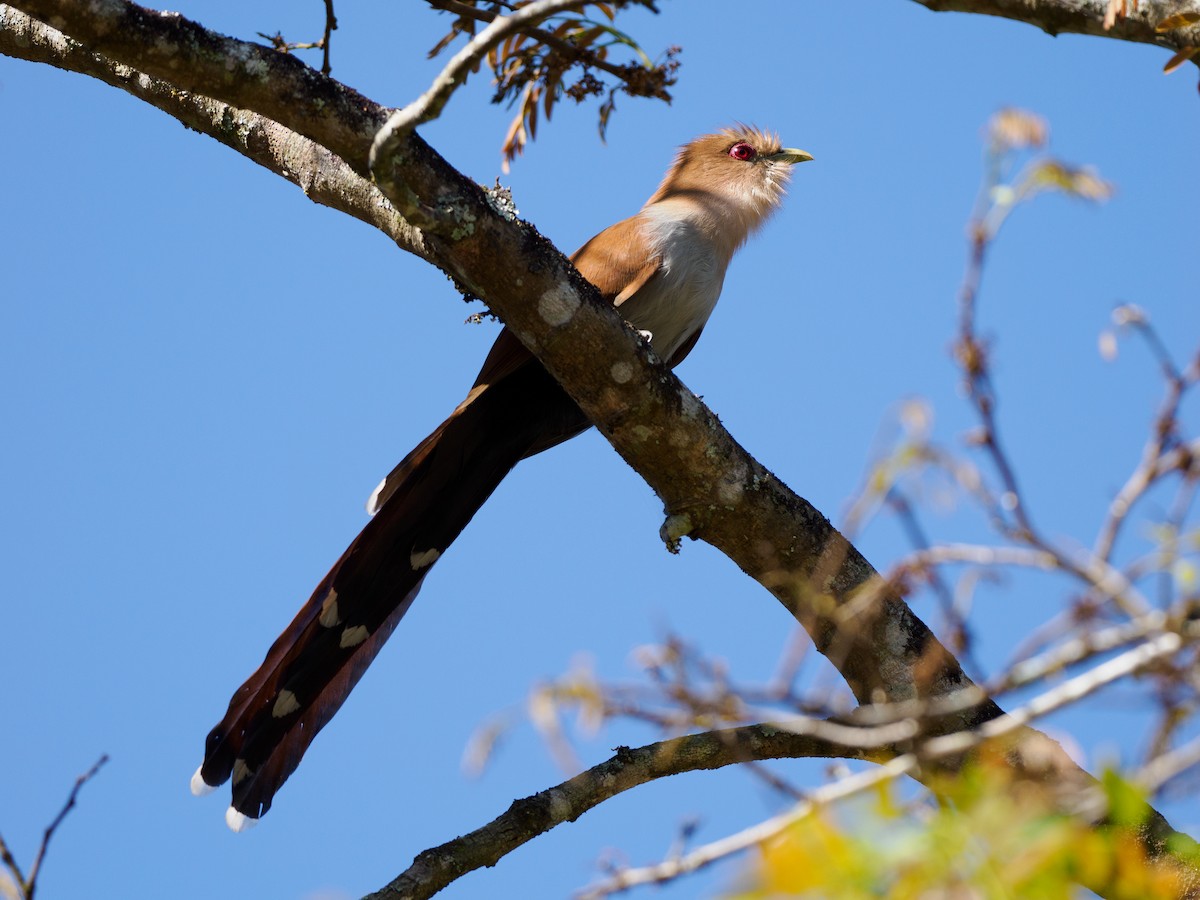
[659,513,693,554]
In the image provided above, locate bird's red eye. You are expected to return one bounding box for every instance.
[728,142,757,161]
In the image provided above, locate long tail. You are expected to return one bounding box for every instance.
[194,358,588,824]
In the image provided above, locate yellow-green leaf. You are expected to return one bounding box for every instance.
[1163,46,1200,74]
[1156,11,1200,32]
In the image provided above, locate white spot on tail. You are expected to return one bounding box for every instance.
[366,476,388,515]
[190,766,216,797]
[410,548,441,570]
[226,806,257,832]
[340,625,369,648]
[272,690,300,718]
[318,588,340,627]
[232,758,253,786]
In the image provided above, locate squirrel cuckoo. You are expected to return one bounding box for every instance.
[192,126,812,828]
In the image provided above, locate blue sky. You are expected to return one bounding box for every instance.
[2,2,1198,898]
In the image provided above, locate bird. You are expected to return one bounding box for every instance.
[191,125,812,829]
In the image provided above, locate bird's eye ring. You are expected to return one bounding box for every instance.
[728,142,757,162]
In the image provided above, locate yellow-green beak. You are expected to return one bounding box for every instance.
[768,148,814,164]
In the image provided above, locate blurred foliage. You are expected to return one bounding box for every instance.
[1154,10,1200,73]
[975,108,1113,243]
[427,1,679,168]
[730,753,1193,899]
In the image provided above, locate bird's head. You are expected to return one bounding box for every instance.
[646,125,813,245]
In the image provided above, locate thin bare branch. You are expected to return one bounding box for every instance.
[997,608,1174,692]
[371,0,590,170]
[1140,734,1200,794]
[0,836,24,900]
[1095,362,1200,563]
[427,0,634,81]
[577,757,915,900]
[904,542,1059,571]
[321,0,336,74]
[365,725,896,900]
[0,755,108,900]
[581,626,1198,898]
[886,491,986,676]
[25,756,108,894]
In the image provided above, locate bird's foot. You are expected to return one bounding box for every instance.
[659,512,693,554]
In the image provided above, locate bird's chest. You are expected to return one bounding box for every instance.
[621,217,729,361]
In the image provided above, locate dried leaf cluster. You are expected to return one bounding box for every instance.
[1157,10,1200,74]
[427,1,679,168]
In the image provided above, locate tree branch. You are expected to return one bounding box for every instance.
[374,622,1200,900]
[377,0,589,142]
[582,626,1200,898]
[371,0,593,222]
[0,8,425,260]
[4,0,385,174]
[366,724,898,900]
[0,755,107,900]
[426,0,642,82]
[909,0,1200,57]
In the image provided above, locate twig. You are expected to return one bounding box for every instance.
[831,541,1154,661]
[365,725,896,900]
[320,0,336,74]
[0,755,108,900]
[954,155,1156,620]
[427,0,634,80]
[256,2,336,71]
[1094,366,1200,564]
[576,756,915,899]
[0,835,23,899]
[958,227,1040,543]
[742,760,808,802]
[887,490,986,677]
[370,0,590,171]
[903,542,1059,572]
[1139,734,1200,794]
[995,608,1172,693]
[579,627,1194,898]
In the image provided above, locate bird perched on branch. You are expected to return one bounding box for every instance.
[192,125,812,829]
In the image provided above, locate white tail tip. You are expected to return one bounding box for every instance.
[366,476,387,516]
[190,765,216,797]
[225,806,258,832]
